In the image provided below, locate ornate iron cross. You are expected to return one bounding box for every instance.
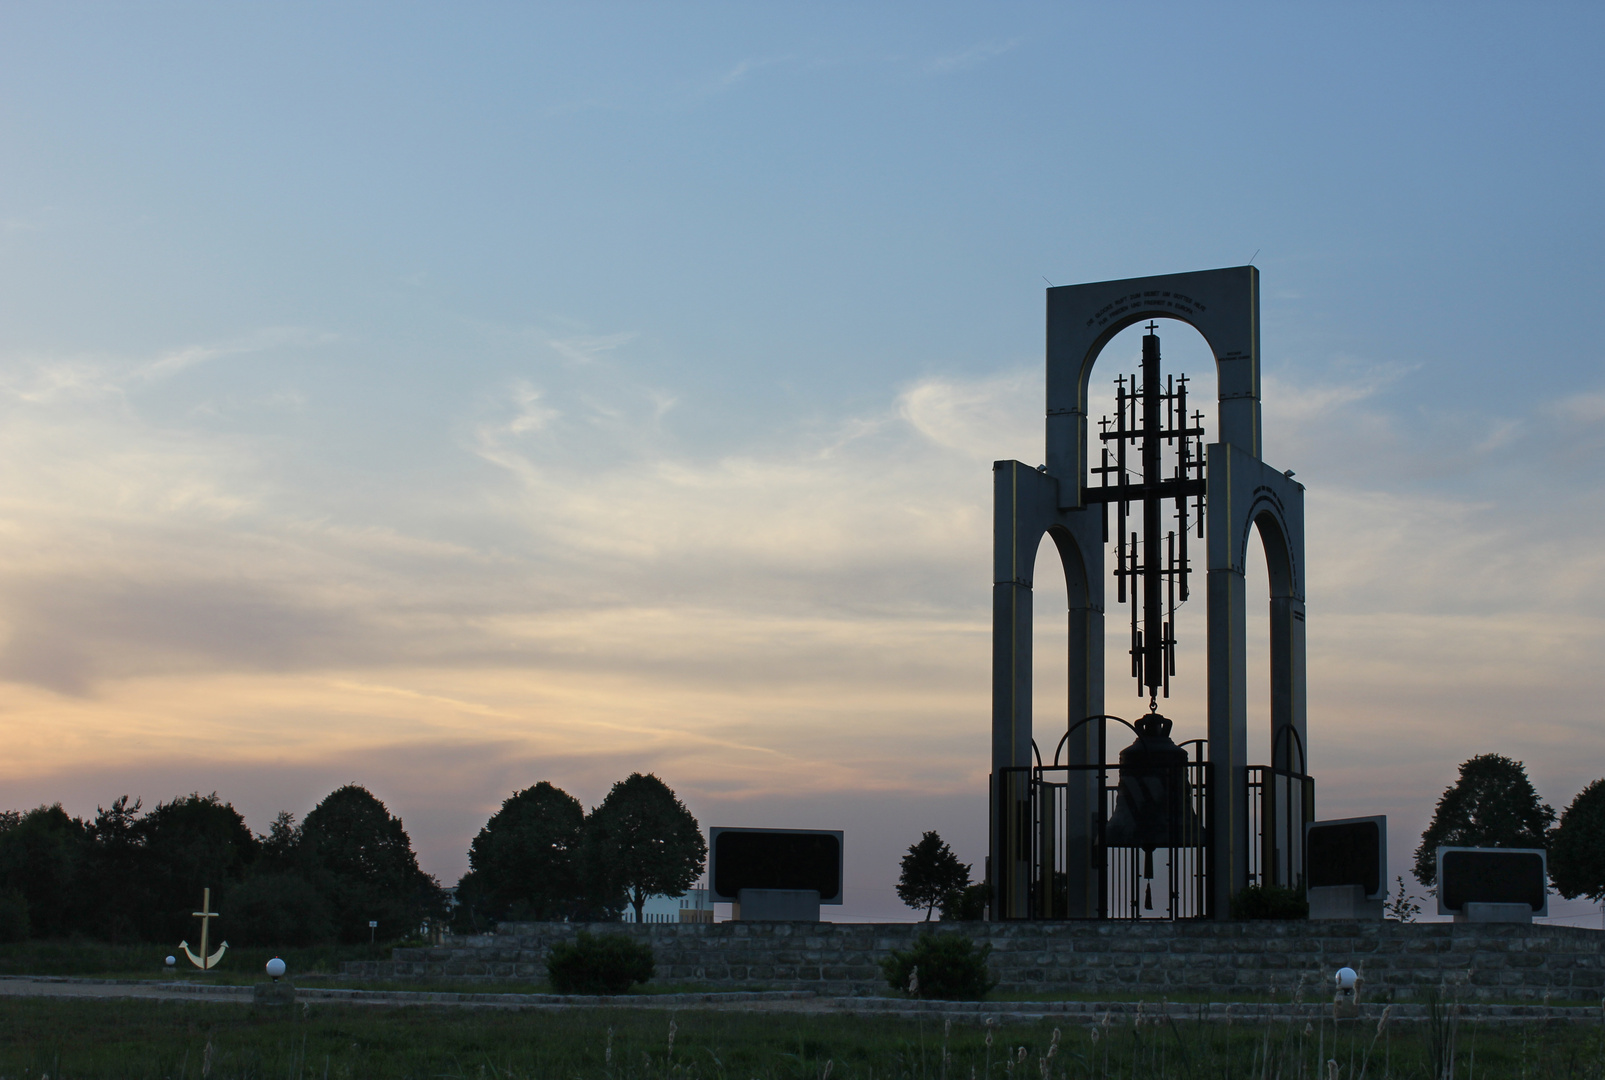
[1087,324,1206,704]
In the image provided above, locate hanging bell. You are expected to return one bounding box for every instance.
[1104,712,1199,868]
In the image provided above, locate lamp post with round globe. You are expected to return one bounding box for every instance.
[1333,966,1361,1018]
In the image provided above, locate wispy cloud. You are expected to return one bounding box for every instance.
[926,39,1021,75]
[548,331,637,366]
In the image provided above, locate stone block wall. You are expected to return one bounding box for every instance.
[339,920,1605,1001]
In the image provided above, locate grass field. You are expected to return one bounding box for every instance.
[2,998,1605,1079]
[0,940,394,983]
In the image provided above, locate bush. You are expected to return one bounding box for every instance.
[879,932,996,1000]
[545,931,654,995]
[1230,883,1309,919]
[938,882,992,921]
[0,889,27,943]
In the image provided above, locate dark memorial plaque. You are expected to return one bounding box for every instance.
[708,827,843,904]
[1305,816,1386,899]
[1438,847,1547,915]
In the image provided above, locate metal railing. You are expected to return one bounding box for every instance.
[1247,765,1316,892]
[996,716,1213,921]
[993,716,1315,919]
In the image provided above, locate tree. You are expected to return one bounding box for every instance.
[897,832,970,921]
[257,811,302,872]
[585,774,705,922]
[1550,778,1605,902]
[84,796,148,942]
[466,782,586,921]
[136,792,259,942]
[0,805,88,938]
[300,785,444,942]
[225,872,335,947]
[1413,754,1554,888]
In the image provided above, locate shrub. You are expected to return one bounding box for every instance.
[1230,883,1308,919]
[545,931,654,995]
[938,882,992,921]
[880,932,996,1000]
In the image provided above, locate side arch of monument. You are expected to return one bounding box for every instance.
[990,461,1106,918]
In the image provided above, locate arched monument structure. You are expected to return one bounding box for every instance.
[990,266,1310,920]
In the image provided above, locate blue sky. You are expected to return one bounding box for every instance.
[0,3,1601,921]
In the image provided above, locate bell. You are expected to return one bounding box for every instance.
[1104,712,1198,873]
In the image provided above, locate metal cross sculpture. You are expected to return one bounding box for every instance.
[1087,323,1205,706]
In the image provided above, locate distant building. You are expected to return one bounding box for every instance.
[622,888,711,924]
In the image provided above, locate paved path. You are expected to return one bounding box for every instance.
[0,977,251,1003]
[1,977,1599,1025]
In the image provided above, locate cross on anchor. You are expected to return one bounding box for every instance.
[179,886,229,970]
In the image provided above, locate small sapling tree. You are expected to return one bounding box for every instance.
[897,831,970,921]
[1385,876,1421,922]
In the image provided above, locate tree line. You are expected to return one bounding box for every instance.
[0,771,705,946]
[0,785,441,946]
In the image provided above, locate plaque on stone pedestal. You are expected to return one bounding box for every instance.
[708,827,843,920]
[1437,847,1547,920]
[1305,816,1386,919]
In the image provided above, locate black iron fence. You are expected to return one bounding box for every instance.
[995,716,1213,921]
[993,716,1314,920]
[1247,765,1316,892]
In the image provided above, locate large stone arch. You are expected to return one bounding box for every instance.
[1045,266,1263,507]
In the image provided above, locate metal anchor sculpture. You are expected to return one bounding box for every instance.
[178,887,229,970]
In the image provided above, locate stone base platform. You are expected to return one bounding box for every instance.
[338,920,1605,1002]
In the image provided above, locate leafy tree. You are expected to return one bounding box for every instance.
[938,881,992,921]
[585,774,705,923]
[1550,778,1605,902]
[467,782,586,922]
[0,888,27,943]
[0,805,88,937]
[300,785,444,943]
[1413,754,1554,888]
[135,792,258,943]
[225,872,336,947]
[84,796,148,943]
[897,832,970,921]
[257,811,302,872]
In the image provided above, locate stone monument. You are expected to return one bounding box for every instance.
[707,827,843,921]
[990,267,1309,920]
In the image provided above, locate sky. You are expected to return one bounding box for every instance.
[0,2,1601,923]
